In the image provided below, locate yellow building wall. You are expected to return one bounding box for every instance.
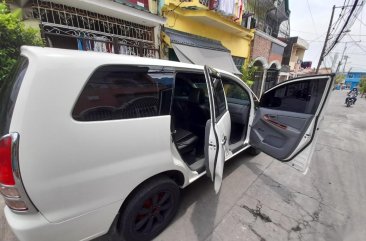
[163,10,252,59]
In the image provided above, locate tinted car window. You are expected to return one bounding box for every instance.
[0,57,28,136]
[222,78,249,105]
[211,77,227,119]
[73,65,174,121]
[174,78,191,97]
[260,78,328,114]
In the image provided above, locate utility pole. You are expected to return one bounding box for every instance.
[342,55,349,73]
[331,53,339,71]
[316,5,335,73]
[330,53,339,72]
[334,42,348,74]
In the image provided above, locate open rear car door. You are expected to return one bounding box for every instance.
[204,66,231,193]
[249,75,334,173]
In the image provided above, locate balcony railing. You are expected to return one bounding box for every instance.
[199,0,210,7]
[170,0,209,9]
[33,0,158,58]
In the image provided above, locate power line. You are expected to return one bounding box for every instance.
[317,1,365,73]
[306,0,319,35]
[347,33,366,53]
[324,0,364,56]
[356,15,366,27]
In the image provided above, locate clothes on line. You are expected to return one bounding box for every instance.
[77,36,114,53]
[216,0,244,19]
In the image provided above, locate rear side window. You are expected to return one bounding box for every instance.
[260,78,328,114]
[72,65,174,121]
[0,57,28,136]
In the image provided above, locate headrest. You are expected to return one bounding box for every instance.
[188,88,205,104]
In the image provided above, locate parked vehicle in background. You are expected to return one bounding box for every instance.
[0,47,334,241]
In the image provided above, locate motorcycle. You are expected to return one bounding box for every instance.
[345,95,355,107]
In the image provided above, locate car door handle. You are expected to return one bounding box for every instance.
[221,136,227,145]
[209,143,216,148]
[263,114,287,130]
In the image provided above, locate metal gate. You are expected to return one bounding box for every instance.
[251,70,264,97]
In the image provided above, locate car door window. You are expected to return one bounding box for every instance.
[72,65,174,121]
[222,79,250,105]
[210,77,227,120]
[260,79,327,114]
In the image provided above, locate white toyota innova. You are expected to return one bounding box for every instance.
[0,47,333,241]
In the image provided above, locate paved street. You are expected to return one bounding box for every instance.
[155,90,366,241]
[1,90,366,241]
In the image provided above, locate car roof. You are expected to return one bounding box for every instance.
[20,46,237,77]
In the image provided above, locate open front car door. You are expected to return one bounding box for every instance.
[204,66,231,193]
[250,75,334,173]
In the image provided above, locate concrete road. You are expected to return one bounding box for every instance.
[155,90,366,241]
[1,90,366,241]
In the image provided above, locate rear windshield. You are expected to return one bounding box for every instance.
[0,57,28,136]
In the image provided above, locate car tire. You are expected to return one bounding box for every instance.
[118,176,180,241]
[246,146,261,156]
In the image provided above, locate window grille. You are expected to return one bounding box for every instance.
[32,0,158,58]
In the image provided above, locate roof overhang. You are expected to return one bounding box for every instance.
[172,43,241,75]
[163,28,229,52]
[166,4,254,40]
[290,37,309,50]
[47,0,166,27]
[255,30,287,47]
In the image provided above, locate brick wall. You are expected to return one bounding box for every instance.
[269,53,283,63]
[251,34,271,61]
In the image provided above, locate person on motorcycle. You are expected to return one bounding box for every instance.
[345,88,358,105]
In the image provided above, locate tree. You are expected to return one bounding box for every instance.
[241,63,257,87]
[0,2,43,86]
[335,74,345,84]
[359,76,366,96]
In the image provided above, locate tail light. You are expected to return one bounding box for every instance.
[0,133,37,213]
[0,135,15,185]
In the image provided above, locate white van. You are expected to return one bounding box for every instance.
[0,47,333,241]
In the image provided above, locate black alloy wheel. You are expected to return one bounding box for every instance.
[118,176,180,241]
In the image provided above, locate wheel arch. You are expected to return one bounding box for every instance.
[118,170,184,214]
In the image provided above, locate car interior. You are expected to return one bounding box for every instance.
[171,72,251,173]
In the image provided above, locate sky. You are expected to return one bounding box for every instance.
[290,0,366,72]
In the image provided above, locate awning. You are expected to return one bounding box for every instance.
[172,44,241,75]
[164,28,241,75]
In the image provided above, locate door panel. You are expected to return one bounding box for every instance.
[250,108,313,159]
[203,66,230,193]
[250,75,333,171]
[227,103,250,125]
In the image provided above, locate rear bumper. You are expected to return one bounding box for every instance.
[4,201,121,241]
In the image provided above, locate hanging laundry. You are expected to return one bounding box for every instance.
[106,42,114,53]
[119,45,128,55]
[217,0,236,17]
[77,38,83,51]
[93,36,108,52]
[85,39,93,51]
[233,0,243,21]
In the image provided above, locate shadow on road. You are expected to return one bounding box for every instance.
[169,151,254,241]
